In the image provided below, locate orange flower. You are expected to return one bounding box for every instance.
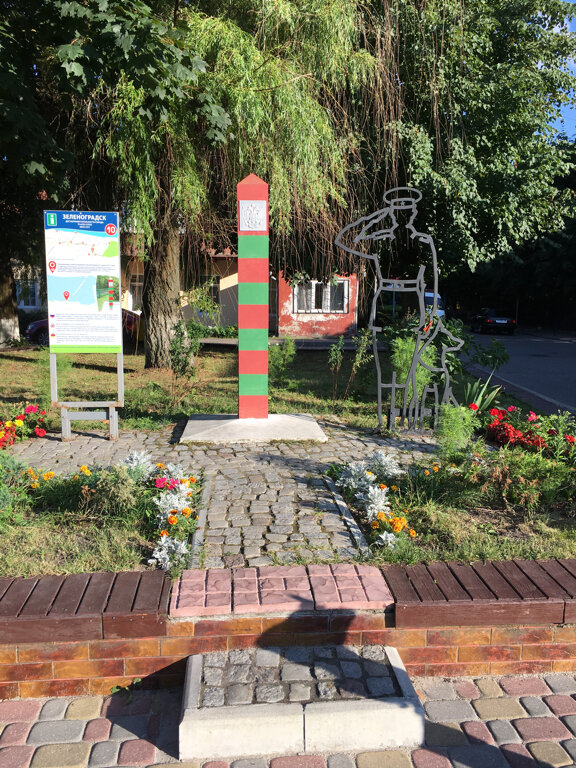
[424,470,430,476]
[371,520,379,529]
[433,466,439,473]
[189,476,196,483]
[187,491,193,497]
[167,515,178,525]
[376,511,387,521]
[182,507,192,517]
[391,485,398,491]
[379,483,387,490]
[180,478,189,485]
[409,529,417,538]
[156,463,165,468]
[160,530,169,537]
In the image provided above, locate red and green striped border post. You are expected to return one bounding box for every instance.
[237,174,269,419]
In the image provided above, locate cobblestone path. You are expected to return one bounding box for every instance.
[9,421,436,569]
[3,673,576,767]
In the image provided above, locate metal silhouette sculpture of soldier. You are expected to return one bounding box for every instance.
[335,187,463,430]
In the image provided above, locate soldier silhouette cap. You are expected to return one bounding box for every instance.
[383,187,422,209]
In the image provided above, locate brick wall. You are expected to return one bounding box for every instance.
[2,613,576,700]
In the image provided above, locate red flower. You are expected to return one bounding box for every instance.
[565,435,575,444]
[468,403,479,411]
[34,426,46,438]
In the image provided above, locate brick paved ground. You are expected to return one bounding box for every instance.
[3,675,576,766]
[9,421,436,568]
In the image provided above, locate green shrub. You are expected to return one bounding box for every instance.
[390,335,436,407]
[269,337,296,386]
[436,404,476,459]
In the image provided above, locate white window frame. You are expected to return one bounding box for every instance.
[293,279,349,314]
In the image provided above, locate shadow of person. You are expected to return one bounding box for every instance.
[254,606,401,702]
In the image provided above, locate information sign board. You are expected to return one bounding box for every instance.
[43,210,122,353]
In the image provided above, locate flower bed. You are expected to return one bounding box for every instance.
[0,402,47,449]
[0,450,202,578]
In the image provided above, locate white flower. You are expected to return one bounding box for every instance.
[367,451,404,480]
[148,536,189,571]
[361,485,391,521]
[120,450,156,479]
[377,531,397,548]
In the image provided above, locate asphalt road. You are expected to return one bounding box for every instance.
[469,329,576,415]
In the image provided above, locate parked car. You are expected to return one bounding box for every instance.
[470,308,516,335]
[424,291,446,318]
[25,309,142,346]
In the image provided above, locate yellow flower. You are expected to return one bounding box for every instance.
[180,479,190,486]
[156,463,165,468]
[42,471,55,481]
[30,482,39,489]
[14,419,23,427]
[0,431,4,439]
[182,507,192,517]
[371,520,379,529]
[5,421,13,428]
[391,485,398,491]
[409,529,417,538]
[433,466,439,473]
[80,465,91,476]
[424,470,430,476]
[376,511,387,521]
[366,471,373,476]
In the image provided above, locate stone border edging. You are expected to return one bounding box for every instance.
[188,470,215,569]
[323,476,369,555]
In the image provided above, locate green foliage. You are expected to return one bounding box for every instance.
[269,337,296,386]
[343,328,373,401]
[169,320,199,407]
[463,374,502,412]
[389,335,437,406]
[436,404,476,460]
[328,335,345,402]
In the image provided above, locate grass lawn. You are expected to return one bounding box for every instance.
[2,341,565,578]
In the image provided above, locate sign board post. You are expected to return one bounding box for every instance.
[43,210,124,440]
[237,175,269,419]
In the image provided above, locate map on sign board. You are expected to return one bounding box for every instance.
[43,211,122,353]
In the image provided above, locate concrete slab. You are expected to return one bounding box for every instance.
[179,414,327,444]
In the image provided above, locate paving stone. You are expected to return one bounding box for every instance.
[341,662,362,679]
[421,681,458,700]
[38,699,70,721]
[513,717,572,742]
[30,743,91,768]
[317,682,336,700]
[255,685,284,703]
[0,723,31,746]
[461,721,495,745]
[561,739,576,763]
[66,699,103,721]
[545,676,576,695]
[527,741,572,767]
[269,758,326,768]
[88,740,120,767]
[202,689,225,708]
[255,648,281,667]
[520,697,552,717]
[82,719,111,743]
[108,715,151,741]
[544,695,576,716]
[0,745,35,768]
[424,700,478,722]
[366,678,395,697]
[282,664,313,682]
[230,760,267,768]
[499,743,537,768]
[289,684,311,702]
[454,680,481,700]
[487,719,522,745]
[472,698,527,720]
[449,744,510,768]
[0,701,42,722]
[356,751,411,768]
[499,678,551,697]
[425,723,469,747]
[475,679,504,698]
[117,738,156,766]
[411,749,452,768]
[202,763,229,768]
[27,720,86,745]
[327,755,356,768]
[226,684,253,705]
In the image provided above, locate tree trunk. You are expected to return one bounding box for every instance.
[142,217,181,368]
[0,257,20,344]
